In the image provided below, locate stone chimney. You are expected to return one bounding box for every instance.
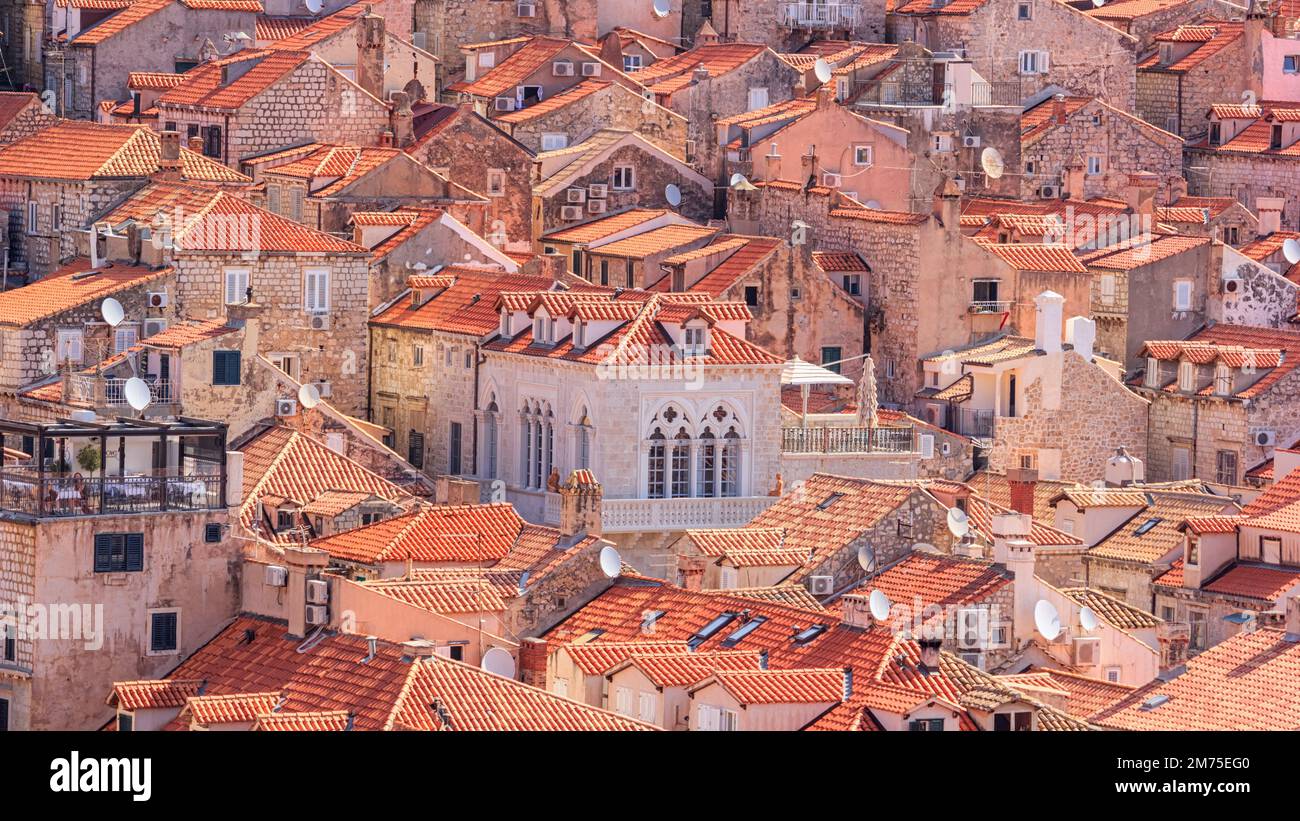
[188,135,204,154]
[156,130,183,180]
[389,90,414,148]
[402,639,437,659]
[283,544,329,639]
[816,83,834,110]
[1063,154,1085,200]
[1256,196,1284,237]
[696,20,720,45]
[936,176,962,238]
[1124,171,1158,223]
[1245,0,1267,101]
[1273,448,1300,484]
[558,469,602,540]
[679,556,706,591]
[840,593,876,629]
[991,513,1037,645]
[1065,315,1096,362]
[356,10,386,103]
[517,637,549,687]
[1052,93,1067,125]
[1286,595,1300,641]
[225,450,244,507]
[917,637,942,673]
[1034,290,1065,353]
[1006,467,1038,516]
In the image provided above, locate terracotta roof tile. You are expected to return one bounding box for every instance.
[255,15,314,42]
[181,691,280,726]
[1140,21,1243,71]
[142,318,236,348]
[1203,564,1300,601]
[980,242,1087,273]
[1060,587,1162,629]
[363,577,509,615]
[0,121,247,182]
[267,4,363,49]
[864,552,1012,612]
[542,208,669,243]
[1087,492,1236,564]
[456,37,575,99]
[589,224,719,258]
[159,49,314,111]
[0,259,173,327]
[694,668,845,705]
[251,710,351,731]
[109,679,203,710]
[495,79,610,123]
[372,266,554,335]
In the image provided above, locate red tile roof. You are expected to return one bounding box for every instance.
[980,242,1087,273]
[812,251,870,272]
[1021,95,1179,147]
[267,4,364,49]
[1140,21,1243,72]
[865,553,1013,612]
[456,37,576,99]
[255,15,314,42]
[1092,627,1300,729]
[1086,0,1196,22]
[251,710,351,731]
[637,43,769,98]
[159,49,314,111]
[496,79,611,124]
[108,679,203,711]
[542,208,671,243]
[142,318,237,348]
[1150,325,1300,400]
[694,668,845,705]
[1203,564,1300,601]
[0,121,247,182]
[372,266,554,335]
[181,692,281,726]
[0,259,173,327]
[893,0,991,14]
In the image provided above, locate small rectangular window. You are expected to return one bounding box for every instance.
[487,170,506,197]
[94,533,144,573]
[204,523,222,543]
[854,145,873,166]
[612,165,635,191]
[149,611,178,654]
[1017,1,1032,19]
[1285,55,1299,74]
[744,285,759,306]
[212,350,241,386]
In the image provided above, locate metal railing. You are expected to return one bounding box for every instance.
[782,425,918,454]
[969,300,1012,314]
[0,468,223,517]
[781,2,860,28]
[67,375,177,407]
[951,409,995,439]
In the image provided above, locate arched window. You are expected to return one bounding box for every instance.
[671,428,691,498]
[519,402,534,488]
[543,406,555,486]
[576,407,592,470]
[697,429,717,498]
[721,427,741,497]
[484,397,499,479]
[647,429,667,498]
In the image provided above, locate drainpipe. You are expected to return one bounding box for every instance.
[472,342,482,476]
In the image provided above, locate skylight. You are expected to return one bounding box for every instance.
[817,493,845,510]
[1133,517,1163,536]
[688,612,740,650]
[1140,694,1169,711]
[721,616,767,647]
[791,624,828,645]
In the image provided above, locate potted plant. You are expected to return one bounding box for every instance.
[77,444,102,474]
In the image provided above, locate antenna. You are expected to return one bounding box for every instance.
[981,147,1005,180]
[664,183,681,208]
[101,298,125,328]
[298,383,321,409]
[947,507,970,538]
[1034,599,1062,641]
[868,589,892,621]
[598,545,621,578]
[813,57,833,85]
[1079,605,1099,632]
[1283,237,1300,265]
[124,377,152,412]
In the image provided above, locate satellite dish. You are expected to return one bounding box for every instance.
[304,0,322,13]
[864,200,882,210]
[652,0,671,18]
[664,183,682,207]
[598,545,621,578]
[124,377,151,412]
[1034,599,1062,641]
[481,647,516,678]
[868,589,892,621]
[1283,238,1300,265]
[947,507,969,538]
[101,298,125,328]
[813,57,833,85]
[856,543,877,573]
[981,147,1005,180]
[297,383,321,409]
[1092,0,1105,7]
[1080,605,1099,632]
[729,172,747,188]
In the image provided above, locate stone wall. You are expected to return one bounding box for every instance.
[0,178,141,276]
[0,95,57,148]
[502,83,688,156]
[1083,554,1162,612]
[1186,148,1300,232]
[708,0,886,48]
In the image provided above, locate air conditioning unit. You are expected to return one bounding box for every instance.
[1222,271,1242,294]
[494,97,517,112]
[561,205,584,221]
[1039,184,1061,199]
[306,579,329,604]
[147,291,168,308]
[143,317,168,338]
[821,172,842,188]
[588,199,607,214]
[308,312,329,330]
[588,183,608,198]
[581,62,602,77]
[276,398,297,417]
[567,188,586,204]
[1253,429,1277,447]
[517,2,536,17]
[264,565,287,587]
[962,135,981,148]
[809,575,834,596]
[553,61,574,77]
[305,604,328,625]
[1072,636,1101,666]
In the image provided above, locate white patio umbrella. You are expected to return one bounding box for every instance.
[780,356,854,428]
[856,355,878,428]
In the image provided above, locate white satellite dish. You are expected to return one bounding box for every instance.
[297,383,321,409]
[1283,237,1300,265]
[598,545,622,578]
[1080,605,1099,632]
[1092,0,1105,7]
[729,172,747,188]
[868,589,892,621]
[664,183,682,207]
[1034,599,1062,641]
[857,543,877,573]
[304,0,322,13]
[947,507,970,538]
[813,57,833,85]
[652,0,671,18]
[865,200,882,210]
[124,377,152,412]
[101,298,125,328]
[981,146,1005,180]
[481,647,516,678]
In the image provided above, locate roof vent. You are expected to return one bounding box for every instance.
[1140,694,1170,710]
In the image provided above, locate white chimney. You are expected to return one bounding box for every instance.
[1273,448,1300,485]
[1034,291,1065,353]
[1256,197,1284,237]
[840,594,875,629]
[1065,315,1096,362]
[225,450,244,507]
[1105,446,1145,486]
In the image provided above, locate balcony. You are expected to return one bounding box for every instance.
[66,374,177,409]
[781,425,918,454]
[969,300,1012,315]
[781,2,860,28]
[0,417,228,519]
[950,408,995,439]
[542,492,777,533]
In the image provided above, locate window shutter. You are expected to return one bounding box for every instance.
[93,534,113,572]
[125,534,144,572]
[151,612,177,652]
[204,523,222,543]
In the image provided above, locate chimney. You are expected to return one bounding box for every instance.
[1286,595,1300,641]
[1063,155,1085,200]
[679,556,706,591]
[936,177,962,238]
[991,514,1038,645]
[691,64,710,85]
[1245,1,1266,101]
[188,135,204,153]
[1105,446,1146,486]
[363,635,378,662]
[1052,93,1067,125]
[1065,315,1096,362]
[157,130,182,180]
[1256,196,1284,237]
[1123,171,1158,224]
[840,593,875,629]
[758,649,769,670]
[402,639,437,659]
[695,20,720,45]
[1033,290,1065,353]
[816,83,834,110]
[518,637,549,686]
[389,90,414,148]
[225,450,244,507]
[1273,448,1300,484]
[1006,467,1038,516]
[842,667,854,699]
[558,470,602,540]
[356,10,386,102]
[917,637,942,673]
[283,544,329,639]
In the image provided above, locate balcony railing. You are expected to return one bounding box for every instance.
[951,409,995,439]
[67,375,177,407]
[599,495,777,533]
[781,2,860,28]
[0,468,223,518]
[969,300,1012,314]
[781,425,918,454]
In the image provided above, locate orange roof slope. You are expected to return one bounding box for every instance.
[867,552,1013,611]
[456,37,573,98]
[158,49,313,111]
[1140,21,1244,72]
[0,259,173,327]
[372,266,554,336]
[0,121,247,182]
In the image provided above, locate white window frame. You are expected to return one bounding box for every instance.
[224,267,250,306]
[1017,1,1032,19]
[623,54,642,72]
[612,165,635,191]
[303,267,330,314]
[637,692,657,724]
[55,328,84,365]
[540,133,568,151]
[487,169,506,197]
[1173,279,1193,311]
[854,145,873,166]
[1087,156,1102,176]
[747,87,769,111]
[1018,50,1049,75]
[1178,360,1194,392]
[25,200,37,235]
[114,324,139,355]
[615,686,633,716]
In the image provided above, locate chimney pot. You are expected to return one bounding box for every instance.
[518,637,549,686]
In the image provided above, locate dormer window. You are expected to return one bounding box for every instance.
[499,310,509,337]
[1271,124,1283,150]
[574,320,585,348]
[684,325,707,355]
[533,315,546,344]
[1159,43,1173,65]
[1214,363,1231,395]
[1145,357,1160,387]
[1209,121,1221,146]
[1178,360,1194,392]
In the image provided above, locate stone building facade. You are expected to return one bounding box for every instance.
[707,0,886,48]
[496,80,688,156]
[0,92,57,147]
